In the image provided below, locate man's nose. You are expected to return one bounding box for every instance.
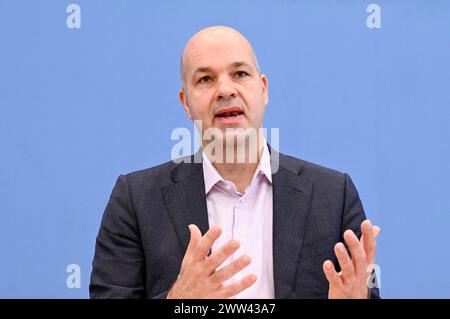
[214,77,238,101]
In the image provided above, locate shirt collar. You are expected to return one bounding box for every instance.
[258,142,273,184]
[202,150,224,195]
[202,141,273,194]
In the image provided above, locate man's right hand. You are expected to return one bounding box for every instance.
[167,224,257,299]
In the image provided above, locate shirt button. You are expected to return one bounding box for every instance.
[239,236,245,243]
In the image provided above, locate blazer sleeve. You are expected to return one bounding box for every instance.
[342,173,381,299]
[89,175,145,298]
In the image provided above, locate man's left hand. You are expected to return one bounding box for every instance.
[323,219,381,299]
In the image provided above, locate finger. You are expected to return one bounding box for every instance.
[343,230,367,276]
[210,254,252,285]
[323,260,344,290]
[359,225,381,247]
[359,225,381,244]
[334,242,355,282]
[373,226,381,238]
[214,274,257,298]
[204,239,241,274]
[180,224,202,274]
[361,220,377,266]
[191,225,222,262]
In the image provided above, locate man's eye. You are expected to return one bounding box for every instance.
[198,76,212,84]
[235,71,249,78]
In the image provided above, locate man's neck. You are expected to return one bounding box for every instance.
[214,160,259,194]
[203,140,265,194]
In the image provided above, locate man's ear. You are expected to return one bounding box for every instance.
[178,88,192,119]
[261,74,269,106]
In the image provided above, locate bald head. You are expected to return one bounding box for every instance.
[180,26,260,89]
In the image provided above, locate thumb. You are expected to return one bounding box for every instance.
[188,224,202,246]
[180,224,202,274]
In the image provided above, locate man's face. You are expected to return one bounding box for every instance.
[179,31,269,142]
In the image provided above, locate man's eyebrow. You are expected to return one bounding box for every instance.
[192,67,213,75]
[192,61,255,76]
[229,61,254,69]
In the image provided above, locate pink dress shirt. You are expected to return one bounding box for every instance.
[202,143,275,299]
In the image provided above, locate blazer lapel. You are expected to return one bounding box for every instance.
[161,153,210,252]
[271,150,314,298]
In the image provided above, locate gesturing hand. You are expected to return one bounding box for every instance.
[323,220,381,299]
[167,224,257,299]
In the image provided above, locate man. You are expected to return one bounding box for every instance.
[90,26,381,299]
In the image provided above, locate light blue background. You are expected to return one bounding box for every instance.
[1,0,449,298]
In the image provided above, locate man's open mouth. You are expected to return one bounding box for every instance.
[214,107,244,119]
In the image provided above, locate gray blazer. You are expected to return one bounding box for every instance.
[90,147,380,299]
